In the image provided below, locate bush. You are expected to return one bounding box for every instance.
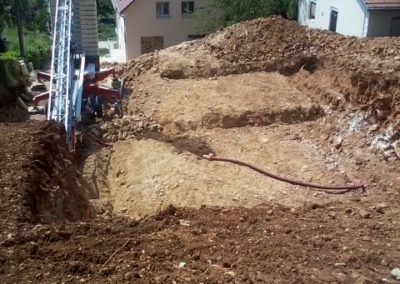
[0,58,26,88]
[24,33,51,68]
[99,47,109,56]
[1,27,51,69]
[195,0,298,34]
[0,58,27,107]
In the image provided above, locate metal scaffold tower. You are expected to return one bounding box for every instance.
[48,0,76,150]
[35,0,122,152]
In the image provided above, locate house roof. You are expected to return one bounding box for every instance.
[111,0,136,13]
[364,0,400,9]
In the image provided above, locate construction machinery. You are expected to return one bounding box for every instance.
[33,0,122,151]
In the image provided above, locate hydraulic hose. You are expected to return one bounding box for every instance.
[203,154,364,193]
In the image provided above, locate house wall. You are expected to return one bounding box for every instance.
[367,10,400,36]
[122,0,207,60]
[298,0,367,37]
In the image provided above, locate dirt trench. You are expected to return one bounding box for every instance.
[0,121,93,231]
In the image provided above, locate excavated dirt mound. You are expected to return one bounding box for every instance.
[87,16,399,221]
[120,16,400,127]
[0,121,93,233]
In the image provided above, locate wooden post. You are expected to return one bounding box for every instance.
[14,0,25,58]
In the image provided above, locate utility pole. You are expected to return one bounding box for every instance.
[14,0,25,58]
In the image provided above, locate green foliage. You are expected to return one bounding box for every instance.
[0,57,26,88]
[0,58,26,109]
[98,0,115,19]
[99,47,109,56]
[5,0,49,32]
[1,28,51,68]
[193,5,223,35]
[98,0,116,41]
[195,0,298,34]
[0,0,10,40]
[98,22,116,41]
[0,0,50,56]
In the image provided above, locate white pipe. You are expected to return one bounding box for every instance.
[47,0,60,120]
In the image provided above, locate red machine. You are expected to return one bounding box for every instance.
[32,67,122,108]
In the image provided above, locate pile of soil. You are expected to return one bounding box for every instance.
[108,16,400,217]
[208,17,400,127]
[120,16,400,128]
[206,16,400,75]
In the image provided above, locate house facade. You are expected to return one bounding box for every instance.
[298,0,400,37]
[111,0,207,61]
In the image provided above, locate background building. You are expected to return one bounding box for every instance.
[111,0,206,61]
[298,0,400,37]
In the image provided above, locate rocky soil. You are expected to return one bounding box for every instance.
[1,203,400,283]
[120,16,400,129]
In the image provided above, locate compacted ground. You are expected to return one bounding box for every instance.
[1,16,400,283]
[2,202,400,283]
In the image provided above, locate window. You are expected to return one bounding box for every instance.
[156,2,170,18]
[309,1,316,19]
[182,1,195,16]
[141,36,164,54]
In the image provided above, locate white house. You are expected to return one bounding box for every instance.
[111,0,207,61]
[298,0,400,37]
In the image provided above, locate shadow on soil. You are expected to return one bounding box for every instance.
[138,132,215,157]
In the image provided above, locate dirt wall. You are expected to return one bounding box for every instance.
[0,121,93,232]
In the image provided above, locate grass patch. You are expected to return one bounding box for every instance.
[1,27,51,69]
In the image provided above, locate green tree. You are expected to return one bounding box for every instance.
[6,0,49,32]
[0,0,51,67]
[97,0,116,40]
[195,0,297,34]
[0,0,11,52]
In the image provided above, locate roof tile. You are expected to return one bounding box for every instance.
[111,0,135,13]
